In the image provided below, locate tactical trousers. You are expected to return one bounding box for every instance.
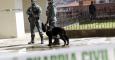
[29,17,43,43]
[47,17,57,30]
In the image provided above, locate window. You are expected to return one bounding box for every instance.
[99,0,105,3]
[109,0,115,3]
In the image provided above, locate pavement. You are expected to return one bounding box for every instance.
[0,32,50,47]
[0,32,115,52]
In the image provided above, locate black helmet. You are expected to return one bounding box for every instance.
[48,0,53,3]
[31,0,37,4]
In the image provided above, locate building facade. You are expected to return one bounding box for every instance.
[95,0,115,4]
[56,0,115,27]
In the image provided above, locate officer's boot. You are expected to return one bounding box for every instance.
[40,33,44,44]
[28,34,35,44]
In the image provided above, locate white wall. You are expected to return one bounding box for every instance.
[0,0,25,39]
[0,0,16,38]
[38,0,47,23]
[15,0,25,38]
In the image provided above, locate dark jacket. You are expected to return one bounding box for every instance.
[89,4,96,14]
[27,4,41,19]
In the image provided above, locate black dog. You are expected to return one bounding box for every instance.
[44,26,69,46]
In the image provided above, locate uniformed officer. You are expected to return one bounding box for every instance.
[46,0,60,45]
[27,0,44,44]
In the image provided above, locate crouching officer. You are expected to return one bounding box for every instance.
[46,0,60,45]
[27,0,44,44]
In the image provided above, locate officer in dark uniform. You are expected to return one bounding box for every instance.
[27,0,44,44]
[89,1,96,20]
[46,0,60,45]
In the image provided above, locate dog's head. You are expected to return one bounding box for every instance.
[42,23,50,32]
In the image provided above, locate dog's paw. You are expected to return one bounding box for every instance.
[62,45,66,47]
[28,42,34,44]
[66,44,69,45]
[41,42,44,44]
[48,44,52,46]
[47,44,53,48]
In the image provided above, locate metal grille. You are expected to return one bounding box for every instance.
[57,3,115,30]
[56,3,115,37]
